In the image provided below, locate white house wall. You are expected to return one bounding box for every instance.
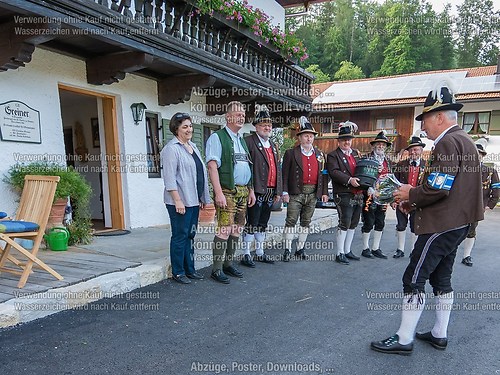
[0,48,216,228]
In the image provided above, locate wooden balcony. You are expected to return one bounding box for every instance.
[0,0,313,111]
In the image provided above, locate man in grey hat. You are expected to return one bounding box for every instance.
[460,142,500,266]
[391,136,427,258]
[371,82,484,355]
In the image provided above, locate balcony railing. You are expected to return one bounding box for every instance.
[89,0,311,96]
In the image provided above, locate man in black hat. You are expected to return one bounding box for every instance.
[326,121,363,265]
[391,136,426,258]
[281,116,329,261]
[360,131,392,259]
[460,142,500,267]
[241,104,282,267]
[371,82,484,355]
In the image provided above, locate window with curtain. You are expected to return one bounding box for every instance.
[321,117,341,135]
[375,118,395,133]
[462,112,490,135]
[145,112,161,178]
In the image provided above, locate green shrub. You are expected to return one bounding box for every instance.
[4,162,93,245]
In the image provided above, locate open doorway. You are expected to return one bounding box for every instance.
[58,86,125,230]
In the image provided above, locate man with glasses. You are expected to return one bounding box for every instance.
[206,101,256,284]
[240,104,282,267]
[371,82,484,355]
[360,131,392,259]
[391,136,426,259]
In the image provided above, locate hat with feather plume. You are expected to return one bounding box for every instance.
[415,78,463,121]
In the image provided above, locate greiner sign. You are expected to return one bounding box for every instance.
[0,100,41,143]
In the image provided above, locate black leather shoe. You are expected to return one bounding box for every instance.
[416,331,448,350]
[370,334,413,355]
[172,274,191,284]
[283,250,291,262]
[393,249,405,258]
[294,249,308,260]
[361,248,374,258]
[345,251,360,260]
[186,272,204,280]
[256,253,275,264]
[240,254,256,268]
[223,265,244,278]
[461,256,473,267]
[210,269,230,284]
[372,249,388,259]
[335,253,349,265]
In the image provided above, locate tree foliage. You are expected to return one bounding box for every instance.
[293,0,498,80]
[305,64,331,83]
[334,61,366,81]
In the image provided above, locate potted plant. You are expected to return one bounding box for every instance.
[4,161,93,245]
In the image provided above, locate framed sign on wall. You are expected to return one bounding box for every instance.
[0,100,41,143]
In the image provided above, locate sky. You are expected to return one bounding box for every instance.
[373,0,500,14]
[432,0,500,13]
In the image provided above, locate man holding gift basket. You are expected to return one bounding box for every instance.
[391,135,427,258]
[360,131,393,259]
[371,81,484,355]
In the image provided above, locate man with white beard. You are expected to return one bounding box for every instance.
[360,131,392,259]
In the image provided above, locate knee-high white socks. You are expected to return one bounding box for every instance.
[372,230,383,250]
[297,227,308,251]
[432,292,454,339]
[396,293,426,345]
[337,229,347,255]
[254,232,265,256]
[462,237,475,259]
[397,230,406,251]
[283,226,294,251]
[242,233,254,256]
[362,232,371,249]
[345,229,355,254]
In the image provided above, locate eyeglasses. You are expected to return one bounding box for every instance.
[174,112,190,120]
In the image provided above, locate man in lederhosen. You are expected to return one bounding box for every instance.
[326,121,363,265]
[391,136,426,258]
[206,101,256,284]
[241,104,282,267]
[460,142,500,267]
[361,131,392,259]
[371,82,484,355]
[281,116,329,261]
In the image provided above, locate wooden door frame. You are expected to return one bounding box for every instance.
[58,84,125,229]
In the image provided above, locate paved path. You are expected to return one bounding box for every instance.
[1,210,499,375]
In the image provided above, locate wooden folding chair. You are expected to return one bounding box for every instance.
[0,175,64,288]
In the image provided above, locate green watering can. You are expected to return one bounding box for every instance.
[44,226,70,251]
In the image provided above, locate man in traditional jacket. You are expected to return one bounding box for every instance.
[241,104,282,267]
[326,121,363,265]
[361,131,392,259]
[391,136,426,258]
[281,117,329,261]
[460,142,500,266]
[371,82,484,355]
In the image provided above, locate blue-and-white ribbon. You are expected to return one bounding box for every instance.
[491,182,500,189]
[427,172,455,190]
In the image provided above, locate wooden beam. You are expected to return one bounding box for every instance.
[86,51,154,85]
[158,74,216,106]
[0,20,61,72]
